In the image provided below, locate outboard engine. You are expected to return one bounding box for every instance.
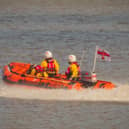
[80,71,97,86]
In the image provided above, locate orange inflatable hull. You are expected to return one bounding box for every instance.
[2,62,115,90]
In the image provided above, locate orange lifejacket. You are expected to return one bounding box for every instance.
[65,62,80,77]
[34,59,56,75]
[46,58,56,72]
[35,65,44,73]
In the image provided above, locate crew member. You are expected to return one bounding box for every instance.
[40,50,59,77]
[31,51,59,77]
[65,54,80,81]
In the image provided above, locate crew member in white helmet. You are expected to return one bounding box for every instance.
[41,50,59,77]
[65,54,80,81]
[31,50,59,77]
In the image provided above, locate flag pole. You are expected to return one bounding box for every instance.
[92,45,98,73]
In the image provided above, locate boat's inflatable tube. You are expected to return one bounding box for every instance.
[3,62,115,90]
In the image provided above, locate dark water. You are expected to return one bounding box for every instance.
[0,12,129,84]
[0,97,129,129]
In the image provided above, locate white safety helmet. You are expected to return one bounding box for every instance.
[44,50,53,58]
[68,55,76,62]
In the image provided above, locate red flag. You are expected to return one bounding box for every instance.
[97,47,111,61]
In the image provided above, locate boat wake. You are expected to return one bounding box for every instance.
[0,81,129,102]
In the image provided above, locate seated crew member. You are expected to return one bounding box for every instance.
[30,50,59,78]
[30,64,44,77]
[40,50,59,77]
[65,54,80,81]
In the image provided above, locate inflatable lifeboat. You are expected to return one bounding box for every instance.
[2,62,115,90]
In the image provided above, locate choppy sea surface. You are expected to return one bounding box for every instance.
[0,1,129,128]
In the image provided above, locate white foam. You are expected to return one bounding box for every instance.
[0,83,129,102]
